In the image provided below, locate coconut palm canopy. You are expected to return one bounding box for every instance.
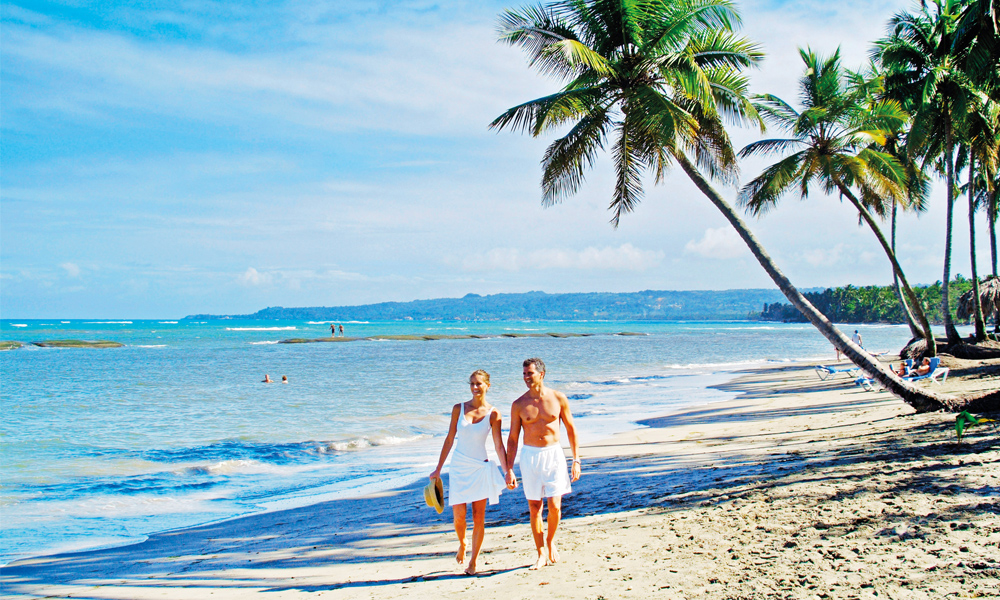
[490,0,764,226]
[492,0,959,413]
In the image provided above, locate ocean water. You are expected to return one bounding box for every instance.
[0,318,919,564]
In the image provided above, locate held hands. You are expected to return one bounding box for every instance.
[571,460,581,482]
[505,469,518,490]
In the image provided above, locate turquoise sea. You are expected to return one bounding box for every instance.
[0,318,921,565]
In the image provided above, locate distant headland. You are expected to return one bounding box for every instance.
[183,289,796,322]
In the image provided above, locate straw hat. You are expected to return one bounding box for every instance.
[424,477,444,513]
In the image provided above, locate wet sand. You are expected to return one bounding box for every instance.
[3,360,997,599]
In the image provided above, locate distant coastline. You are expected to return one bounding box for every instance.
[183,289,796,322]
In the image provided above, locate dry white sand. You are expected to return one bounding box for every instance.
[2,360,997,599]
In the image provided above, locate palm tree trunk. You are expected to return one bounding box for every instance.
[990,185,998,278]
[891,198,924,338]
[968,157,986,341]
[943,128,962,344]
[833,180,937,356]
[675,153,953,412]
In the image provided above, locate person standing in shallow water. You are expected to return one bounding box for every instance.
[430,370,516,575]
[507,357,581,570]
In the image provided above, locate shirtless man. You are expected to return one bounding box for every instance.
[506,357,581,570]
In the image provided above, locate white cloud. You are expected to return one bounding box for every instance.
[460,244,663,272]
[1,9,543,138]
[803,244,846,267]
[238,267,273,286]
[684,228,747,259]
[60,262,81,278]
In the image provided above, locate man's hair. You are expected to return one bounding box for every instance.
[523,357,546,373]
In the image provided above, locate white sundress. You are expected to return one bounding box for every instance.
[448,405,507,506]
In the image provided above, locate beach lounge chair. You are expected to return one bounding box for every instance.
[856,357,950,391]
[855,375,882,392]
[891,358,914,377]
[815,364,860,380]
[904,357,949,384]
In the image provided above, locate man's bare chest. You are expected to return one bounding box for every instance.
[520,399,559,425]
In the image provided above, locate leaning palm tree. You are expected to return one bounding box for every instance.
[876,0,987,346]
[738,48,937,356]
[491,0,954,412]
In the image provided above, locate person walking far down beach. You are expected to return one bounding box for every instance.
[507,357,581,570]
[331,323,336,337]
[837,329,864,361]
[429,369,516,575]
[339,323,344,337]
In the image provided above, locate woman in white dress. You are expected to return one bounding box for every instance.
[429,370,516,575]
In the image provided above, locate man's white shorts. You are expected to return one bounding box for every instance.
[519,444,572,501]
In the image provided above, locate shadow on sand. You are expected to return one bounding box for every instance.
[3,374,997,597]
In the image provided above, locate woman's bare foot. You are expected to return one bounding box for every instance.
[529,552,547,570]
[547,544,560,565]
[456,542,466,564]
[464,561,477,576]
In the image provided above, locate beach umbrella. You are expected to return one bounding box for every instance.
[956,275,1000,320]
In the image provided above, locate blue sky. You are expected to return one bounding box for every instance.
[1,0,988,318]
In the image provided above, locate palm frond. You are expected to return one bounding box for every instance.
[643,0,741,53]
[738,151,808,215]
[540,107,613,205]
[686,29,764,71]
[738,138,803,159]
[498,4,582,78]
[707,67,763,129]
[752,94,799,131]
[609,114,647,228]
[489,86,601,135]
[542,38,615,76]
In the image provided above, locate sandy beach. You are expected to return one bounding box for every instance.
[3,358,998,599]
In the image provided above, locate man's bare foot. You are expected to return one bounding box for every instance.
[456,542,466,564]
[547,544,559,565]
[529,553,547,570]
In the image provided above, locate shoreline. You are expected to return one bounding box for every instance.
[3,359,997,598]
[0,357,760,567]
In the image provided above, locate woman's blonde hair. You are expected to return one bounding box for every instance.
[469,369,490,385]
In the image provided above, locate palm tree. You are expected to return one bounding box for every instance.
[957,102,999,340]
[491,0,953,412]
[876,0,987,346]
[954,0,1000,96]
[990,181,1000,276]
[848,62,932,341]
[738,48,938,355]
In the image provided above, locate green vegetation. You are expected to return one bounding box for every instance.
[0,341,23,350]
[30,340,124,348]
[187,289,789,322]
[487,0,1000,413]
[760,277,980,324]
